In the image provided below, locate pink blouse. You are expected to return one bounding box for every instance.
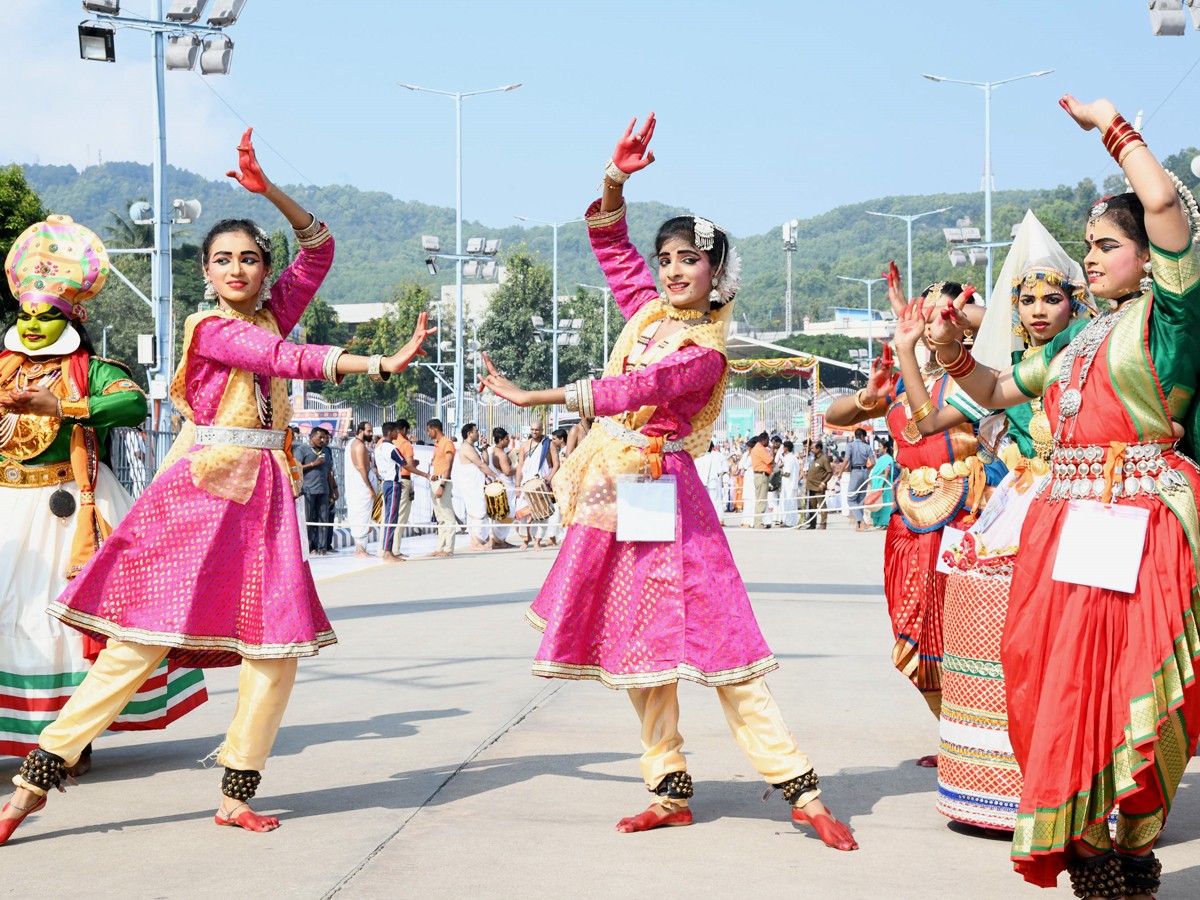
[183,236,336,426]
[586,199,726,440]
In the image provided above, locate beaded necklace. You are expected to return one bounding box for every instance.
[1053,304,1133,444]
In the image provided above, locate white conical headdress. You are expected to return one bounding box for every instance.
[975,209,1094,370]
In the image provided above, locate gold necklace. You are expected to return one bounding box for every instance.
[664,305,707,321]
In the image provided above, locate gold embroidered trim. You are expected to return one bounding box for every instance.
[586,201,627,230]
[1148,243,1200,297]
[59,397,90,419]
[101,379,145,396]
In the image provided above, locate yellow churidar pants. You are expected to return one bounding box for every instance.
[16,639,296,794]
[628,677,819,811]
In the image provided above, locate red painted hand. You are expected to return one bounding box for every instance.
[226,127,268,193]
[611,113,657,175]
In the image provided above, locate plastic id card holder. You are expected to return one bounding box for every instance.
[934,526,967,575]
[296,497,311,562]
[616,474,677,542]
[1051,500,1149,594]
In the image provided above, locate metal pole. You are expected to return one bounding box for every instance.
[151,0,172,428]
[454,91,464,433]
[983,82,994,303]
[905,218,914,301]
[785,245,793,334]
[435,301,443,419]
[551,221,559,390]
[866,281,874,362]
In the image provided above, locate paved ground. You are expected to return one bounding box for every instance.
[3,519,1199,899]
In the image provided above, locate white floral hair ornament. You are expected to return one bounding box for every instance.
[714,246,741,306]
[1166,171,1200,246]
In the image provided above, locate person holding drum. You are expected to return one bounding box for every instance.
[514,421,558,549]
[477,113,856,850]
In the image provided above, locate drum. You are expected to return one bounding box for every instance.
[521,476,554,520]
[485,481,511,522]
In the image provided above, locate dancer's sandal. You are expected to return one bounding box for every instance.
[914,754,938,768]
[0,794,47,846]
[617,770,694,833]
[214,801,280,833]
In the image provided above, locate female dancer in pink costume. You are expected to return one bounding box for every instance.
[1,130,435,844]
[478,114,856,850]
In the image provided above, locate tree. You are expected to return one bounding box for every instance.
[0,165,48,315]
[321,281,435,418]
[478,247,554,388]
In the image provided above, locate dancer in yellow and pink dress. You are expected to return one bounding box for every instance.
[1,129,436,845]
[478,114,856,850]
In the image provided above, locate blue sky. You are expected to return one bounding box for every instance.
[5,1,1200,237]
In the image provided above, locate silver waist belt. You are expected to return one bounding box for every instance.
[598,417,684,453]
[194,425,286,450]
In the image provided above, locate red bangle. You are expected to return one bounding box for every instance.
[1102,114,1131,147]
[1109,132,1145,166]
[1103,119,1134,152]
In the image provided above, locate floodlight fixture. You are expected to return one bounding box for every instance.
[425,256,438,276]
[206,0,248,27]
[961,227,981,242]
[466,237,484,254]
[531,316,545,328]
[78,23,116,62]
[83,1,120,13]
[968,248,988,266]
[484,239,502,255]
[421,235,440,253]
[1149,0,1187,34]
[462,260,481,278]
[165,34,200,70]
[943,228,963,243]
[481,261,498,279]
[198,35,233,75]
[172,198,202,224]
[165,0,209,23]
[129,201,154,225]
[948,250,968,267]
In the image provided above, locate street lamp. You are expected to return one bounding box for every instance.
[578,283,613,365]
[77,0,245,428]
[836,275,885,362]
[782,219,799,334]
[923,68,1053,302]
[865,206,952,301]
[514,215,583,395]
[399,81,521,430]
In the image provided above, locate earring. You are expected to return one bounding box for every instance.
[1013,323,1029,343]
[203,276,217,301]
[1140,260,1153,293]
[708,276,720,306]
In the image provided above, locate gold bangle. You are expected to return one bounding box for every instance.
[936,342,966,370]
[1117,140,1147,166]
[367,354,389,383]
[853,389,883,413]
[911,400,935,423]
[563,384,580,413]
[603,159,630,185]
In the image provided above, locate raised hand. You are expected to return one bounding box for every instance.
[882,260,907,317]
[928,290,972,347]
[611,113,657,175]
[477,352,532,407]
[384,311,436,374]
[226,127,269,194]
[892,293,928,352]
[863,343,897,404]
[1058,94,1118,133]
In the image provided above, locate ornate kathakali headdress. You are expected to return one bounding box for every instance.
[973,209,1095,371]
[6,215,110,322]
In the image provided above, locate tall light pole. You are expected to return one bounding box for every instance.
[782,219,799,334]
[78,0,244,428]
[399,81,521,428]
[514,216,583,393]
[923,69,1054,302]
[578,283,613,366]
[865,207,952,301]
[836,275,885,362]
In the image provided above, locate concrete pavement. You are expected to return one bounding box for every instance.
[3,520,1199,899]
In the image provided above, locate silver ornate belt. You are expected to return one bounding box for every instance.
[598,417,684,453]
[1044,442,1189,501]
[194,425,286,450]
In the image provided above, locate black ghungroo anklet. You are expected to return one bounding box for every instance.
[1067,852,1125,899]
[221,767,262,802]
[18,749,67,793]
[651,771,693,800]
[1116,851,1161,896]
[774,770,820,804]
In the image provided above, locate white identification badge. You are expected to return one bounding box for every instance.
[934,526,967,575]
[296,496,311,562]
[616,474,677,542]
[1052,500,1149,593]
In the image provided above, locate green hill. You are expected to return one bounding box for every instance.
[19,148,1200,328]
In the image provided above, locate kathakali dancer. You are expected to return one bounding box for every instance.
[0,129,435,845]
[925,95,1200,898]
[477,114,856,850]
[827,270,998,765]
[935,210,1095,831]
[0,216,206,769]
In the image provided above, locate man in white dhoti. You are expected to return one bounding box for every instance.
[456,423,501,550]
[343,420,375,557]
[694,441,726,521]
[514,421,558,549]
